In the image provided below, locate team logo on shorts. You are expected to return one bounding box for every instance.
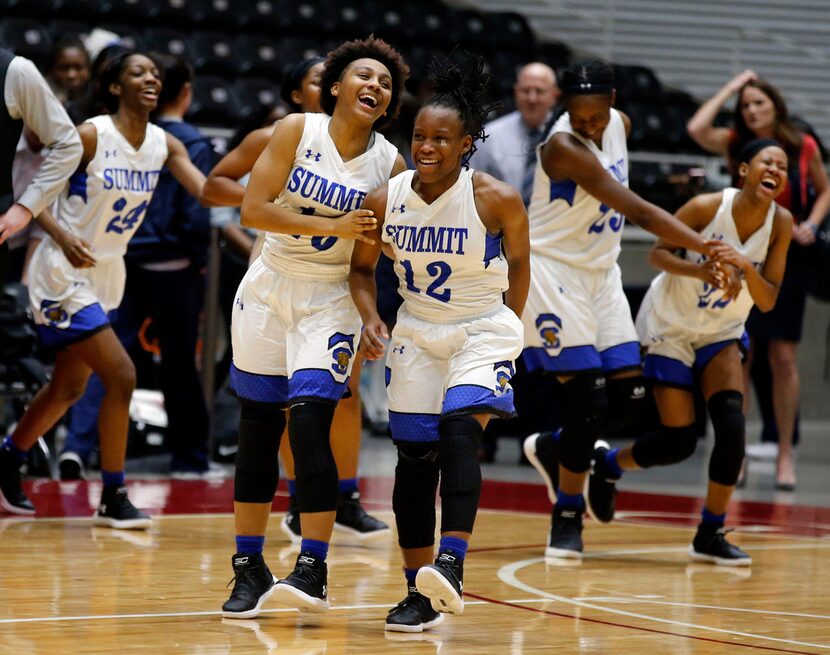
[40,300,70,329]
[535,313,562,352]
[493,361,515,397]
[328,332,356,377]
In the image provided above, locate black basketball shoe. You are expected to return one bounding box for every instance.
[280,495,302,544]
[688,523,752,567]
[385,585,445,633]
[546,502,584,560]
[585,440,618,524]
[92,486,152,530]
[222,553,278,619]
[273,552,330,612]
[416,553,465,615]
[334,488,390,539]
[0,446,34,515]
[523,431,560,504]
[59,452,86,481]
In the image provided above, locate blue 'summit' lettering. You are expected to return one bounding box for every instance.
[102,168,161,192]
[285,166,367,212]
[385,225,468,255]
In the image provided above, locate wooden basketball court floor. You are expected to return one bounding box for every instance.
[1,478,829,654]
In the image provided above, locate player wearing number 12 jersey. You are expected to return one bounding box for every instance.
[351,56,529,630]
[0,52,206,525]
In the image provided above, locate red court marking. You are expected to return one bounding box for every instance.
[17,477,830,537]
[464,593,821,655]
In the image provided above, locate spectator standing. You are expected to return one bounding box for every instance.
[687,71,830,489]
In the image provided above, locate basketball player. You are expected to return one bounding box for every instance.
[0,52,207,526]
[585,139,791,565]
[203,57,388,543]
[221,37,408,619]
[351,56,529,630]
[520,60,724,559]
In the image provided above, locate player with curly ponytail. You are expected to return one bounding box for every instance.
[350,55,530,630]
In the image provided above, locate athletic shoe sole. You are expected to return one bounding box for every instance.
[415,567,464,615]
[687,545,752,567]
[523,433,557,505]
[279,515,302,544]
[384,612,445,633]
[272,581,330,613]
[584,439,613,524]
[0,489,35,516]
[333,522,391,539]
[221,575,278,619]
[92,514,153,530]
[544,546,583,560]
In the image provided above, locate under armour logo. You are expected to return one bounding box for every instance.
[391,204,406,213]
[632,386,646,399]
[104,149,117,158]
[235,297,244,310]
[392,345,405,355]
[305,149,321,161]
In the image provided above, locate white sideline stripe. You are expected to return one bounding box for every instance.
[572,596,830,620]
[0,598,545,625]
[498,556,830,650]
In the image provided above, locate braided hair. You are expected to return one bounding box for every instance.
[540,59,615,138]
[423,55,499,164]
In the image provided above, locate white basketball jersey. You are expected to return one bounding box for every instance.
[382,169,509,323]
[55,115,168,261]
[647,188,775,334]
[527,108,628,270]
[261,113,398,280]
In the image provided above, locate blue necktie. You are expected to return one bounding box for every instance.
[521,128,544,207]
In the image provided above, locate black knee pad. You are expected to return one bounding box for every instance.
[605,375,651,435]
[559,374,608,473]
[289,401,338,513]
[393,441,440,549]
[631,423,697,469]
[438,415,483,534]
[707,390,745,486]
[234,398,285,503]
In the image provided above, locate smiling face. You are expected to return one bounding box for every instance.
[110,54,161,113]
[740,145,788,200]
[291,61,324,113]
[330,58,392,125]
[739,86,777,137]
[566,93,613,144]
[411,104,472,185]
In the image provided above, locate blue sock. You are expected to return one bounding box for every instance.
[439,536,469,561]
[550,428,562,442]
[404,567,418,589]
[605,448,624,479]
[236,535,265,555]
[556,490,583,508]
[101,470,125,488]
[300,538,329,561]
[339,478,358,494]
[1,436,27,462]
[287,480,296,496]
[701,508,725,527]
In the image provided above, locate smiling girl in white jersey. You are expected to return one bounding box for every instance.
[585,139,792,566]
[0,52,207,527]
[352,56,529,631]
[221,37,409,620]
[520,60,724,560]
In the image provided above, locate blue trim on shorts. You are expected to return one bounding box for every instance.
[694,339,735,373]
[443,384,515,418]
[229,363,288,403]
[600,341,641,372]
[36,303,110,348]
[289,368,348,403]
[644,354,694,388]
[521,345,601,373]
[389,411,440,442]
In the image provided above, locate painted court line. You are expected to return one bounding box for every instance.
[497,556,830,651]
